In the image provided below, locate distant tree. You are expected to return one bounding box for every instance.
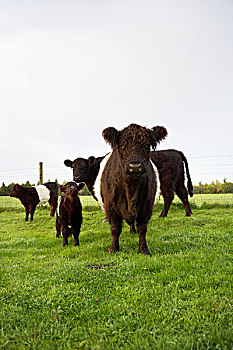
[0,182,8,195]
[79,185,91,196]
[22,181,34,187]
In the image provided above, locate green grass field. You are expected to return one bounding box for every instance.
[0,195,233,349]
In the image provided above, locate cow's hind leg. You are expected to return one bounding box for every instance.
[159,192,174,217]
[130,223,137,234]
[109,217,122,253]
[137,224,150,255]
[175,185,192,216]
[56,215,61,238]
[29,204,37,222]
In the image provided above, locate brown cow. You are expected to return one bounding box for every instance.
[56,182,85,247]
[10,182,58,222]
[99,123,167,254]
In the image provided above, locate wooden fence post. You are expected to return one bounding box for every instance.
[39,162,43,185]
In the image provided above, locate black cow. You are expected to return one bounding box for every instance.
[56,182,85,246]
[10,182,58,222]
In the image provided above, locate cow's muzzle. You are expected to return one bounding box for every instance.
[74,176,81,183]
[126,162,144,176]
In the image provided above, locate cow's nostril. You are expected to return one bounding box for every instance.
[129,163,142,173]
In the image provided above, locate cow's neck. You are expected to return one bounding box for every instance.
[86,162,103,201]
[64,197,77,214]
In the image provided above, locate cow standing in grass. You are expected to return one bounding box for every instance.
[151,149,193,217]
[10,182,58,222]
[100,123,167,254]
[56,182,85,247]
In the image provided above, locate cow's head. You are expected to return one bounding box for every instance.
[102,123,167,177]
[9,184,22,198]
[64,158,90,183]
[64,156,104,183]
[60,182,85,199]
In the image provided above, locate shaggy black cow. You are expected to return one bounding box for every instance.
[10,182,58,222]
[64,149,193,220]
[151,149,193,217]
[56,182,85,247]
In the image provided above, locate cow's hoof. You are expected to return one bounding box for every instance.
[74,240,79,247]
[62,242,68,247]
[139,248,150,255]
[110,248,119,254]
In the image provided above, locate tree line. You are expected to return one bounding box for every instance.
[193,179,233,194]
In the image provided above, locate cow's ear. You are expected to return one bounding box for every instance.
[88,156,96,165]
[64,159,73,168]
[77,182,85,191]
[59,185,65,192]
[150,126,168,148]
[102,127,119,148]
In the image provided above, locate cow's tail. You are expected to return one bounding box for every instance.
[179,151,193,197]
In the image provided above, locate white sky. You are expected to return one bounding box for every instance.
[0,0,233,185]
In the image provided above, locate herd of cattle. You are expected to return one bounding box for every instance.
[10,123,193,255]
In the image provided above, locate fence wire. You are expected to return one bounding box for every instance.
[1,154,233,186]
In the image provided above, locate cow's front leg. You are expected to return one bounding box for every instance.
[62,227,69,246]
[137,224,150,255]
[110,218,122,253]
[29,204,36,222]
[72,228,80,247]
[24,205,29,222]
[49,200,57,217]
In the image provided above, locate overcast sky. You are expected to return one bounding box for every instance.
[0,0,233,185]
